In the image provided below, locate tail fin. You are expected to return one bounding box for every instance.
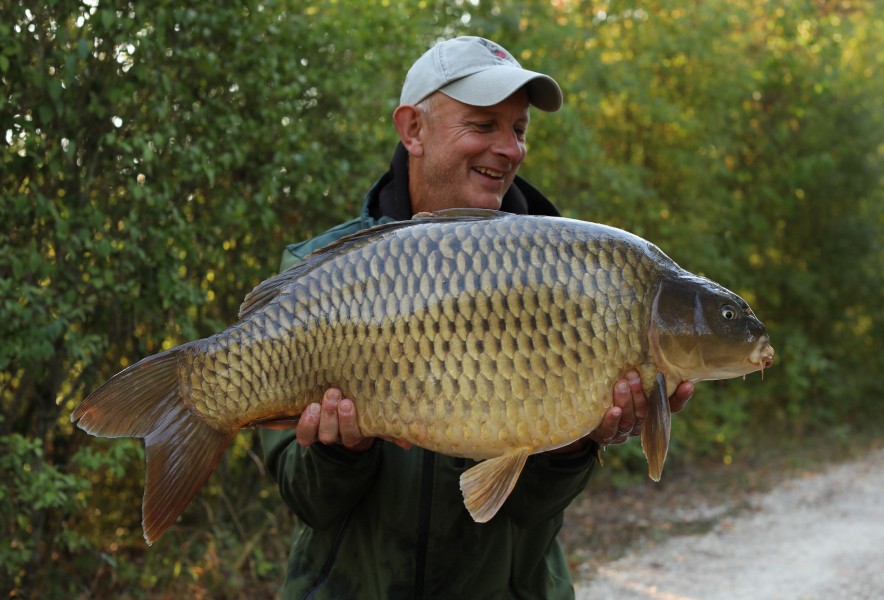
[72,347,235,545]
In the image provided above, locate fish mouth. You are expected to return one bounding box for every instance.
[751,337,775,373]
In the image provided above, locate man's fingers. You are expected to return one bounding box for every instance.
[669,381,694,413]
[590,373,691,449]
[612,376,638,437]
[589,406,622,445]
[297,388,375,453]
[317,388,342,444]
[338,399,366,449]
[602,407,623,442]
[296,402,321,447]
[626,370,647,423]
[614,371,648,438]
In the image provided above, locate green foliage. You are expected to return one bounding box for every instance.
[513,0,884,448]
[0,419,142,596]
[0,423,87,593]
[2,0,882,596]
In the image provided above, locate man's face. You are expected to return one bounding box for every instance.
[410,89,530,214]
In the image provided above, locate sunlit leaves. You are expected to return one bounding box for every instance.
[1,0,881,595]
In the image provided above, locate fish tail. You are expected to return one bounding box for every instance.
[72,346,235,545]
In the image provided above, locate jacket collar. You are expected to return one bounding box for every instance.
[368,143,560,221]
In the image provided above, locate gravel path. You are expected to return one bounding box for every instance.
[574,446,884,600]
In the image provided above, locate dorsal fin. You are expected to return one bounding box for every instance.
[412,208,509,220]
[238,211,509,320]
[237,250,339,320]
[237,220,413,319]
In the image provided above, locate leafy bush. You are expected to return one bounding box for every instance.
[1,426,87,593]
[2,0,881,596]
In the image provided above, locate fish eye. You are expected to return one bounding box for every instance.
[721,305,737,320]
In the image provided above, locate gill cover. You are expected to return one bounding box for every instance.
[650,274,769,382]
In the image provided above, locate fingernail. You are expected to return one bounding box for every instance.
[306,403,320,418]
[339,400,352,415]
[627,371,640,384]
[326,388,341,402]
[616,381,629,394]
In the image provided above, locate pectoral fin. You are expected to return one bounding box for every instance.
[245,415,301,430]
[459,448,530,523]
[641,372,672,481]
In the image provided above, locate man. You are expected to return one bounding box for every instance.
[263,36,693,599]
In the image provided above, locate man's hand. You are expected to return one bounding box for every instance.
[551,370,694,454]
[589,370,693,446]
[296,388,374,453]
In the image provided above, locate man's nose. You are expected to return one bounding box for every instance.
[493,130,526,164]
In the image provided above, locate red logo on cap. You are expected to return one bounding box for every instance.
[478,39,508,61]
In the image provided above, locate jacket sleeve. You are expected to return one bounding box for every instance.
[278,217,367,271]
[501,441,599,527]
[262,220,384,529]
[261,429,382,529]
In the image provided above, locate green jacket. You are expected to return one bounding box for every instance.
[263,145,598,599]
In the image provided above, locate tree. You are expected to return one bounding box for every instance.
[2,0,881,596]
[1,1,467,595]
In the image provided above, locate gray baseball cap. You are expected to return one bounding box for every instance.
[400,36,563,112]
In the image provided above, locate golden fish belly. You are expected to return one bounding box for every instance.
[185,216,663,459]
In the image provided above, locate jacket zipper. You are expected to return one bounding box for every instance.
[413,449,436,599]
[302,512,353,600]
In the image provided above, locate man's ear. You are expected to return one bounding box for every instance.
[393,105,425,157]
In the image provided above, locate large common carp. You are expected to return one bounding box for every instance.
[72,209,774,544]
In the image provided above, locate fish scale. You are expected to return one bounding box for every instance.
[72,210,774,544]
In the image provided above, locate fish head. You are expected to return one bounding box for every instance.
[649,274,775,382]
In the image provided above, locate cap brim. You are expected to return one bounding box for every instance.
[440,68,563,112]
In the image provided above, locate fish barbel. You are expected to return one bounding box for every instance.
[72,209,774,544]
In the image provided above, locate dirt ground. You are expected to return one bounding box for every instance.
[565,442,884,600]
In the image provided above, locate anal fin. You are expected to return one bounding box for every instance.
[459,448,530,523]
[641,372,672,481]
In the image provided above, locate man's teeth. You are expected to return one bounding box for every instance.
[475,167,504,179]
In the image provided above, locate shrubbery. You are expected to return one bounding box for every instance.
[2,1,881,596]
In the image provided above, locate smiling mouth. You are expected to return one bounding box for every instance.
[474,166,505,180]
